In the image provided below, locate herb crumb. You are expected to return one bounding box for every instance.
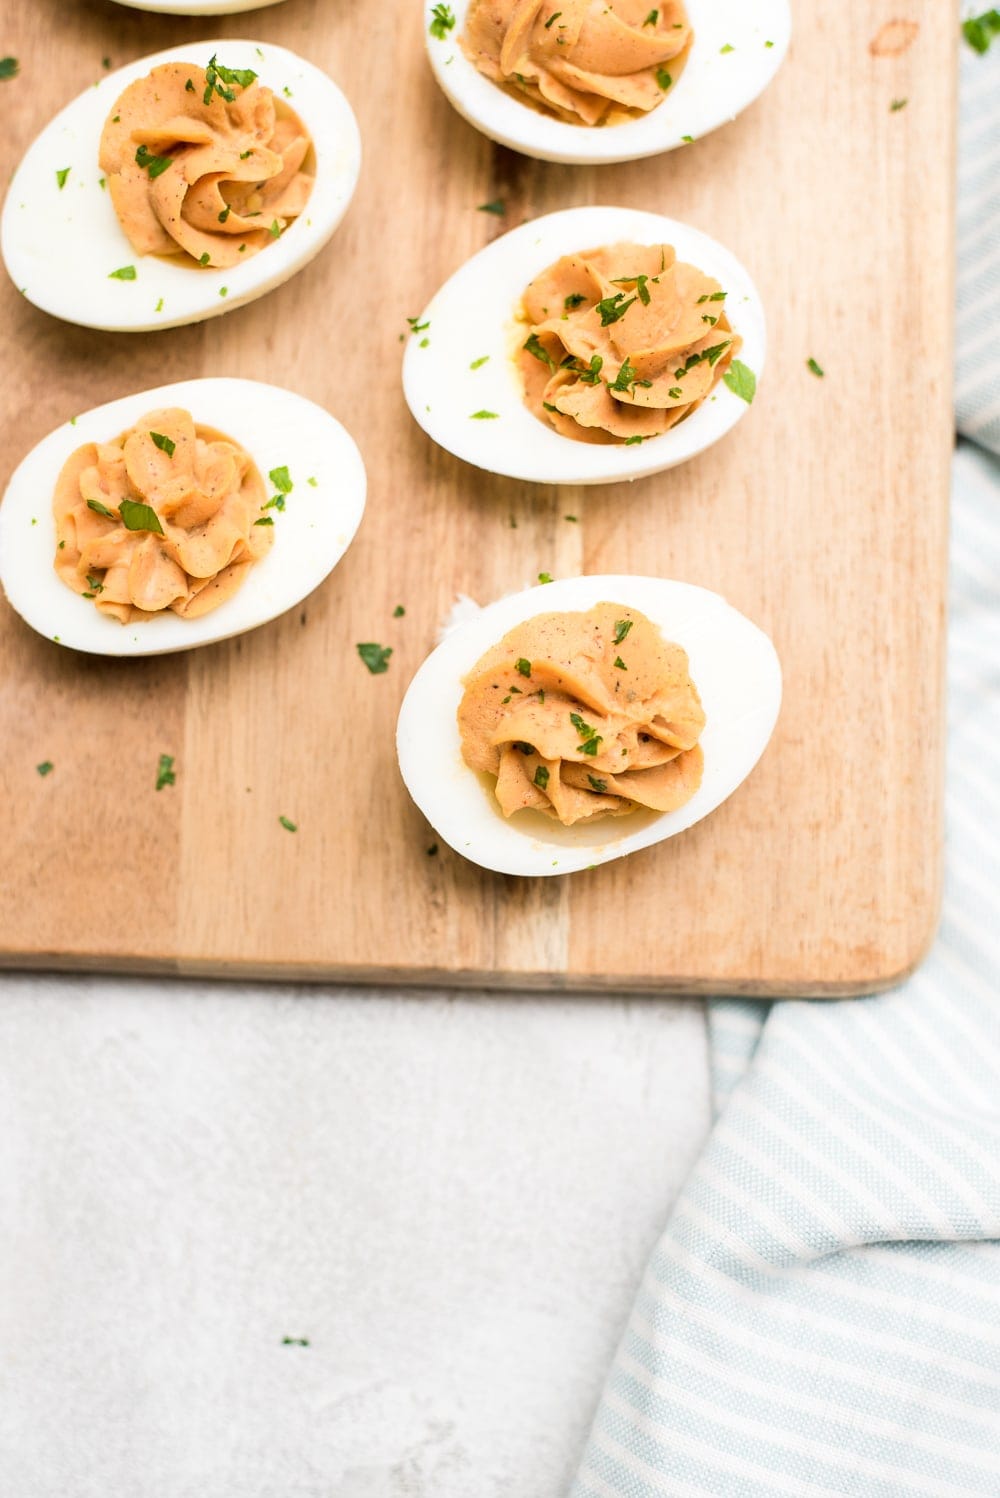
[155,753,176,791]
[36,761,54,777]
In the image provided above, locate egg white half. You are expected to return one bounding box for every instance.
[1,41,361,332]
[112,1,285,11]
[402,205,765,487]
[0,377,367,657]
[426,0,791,165]
[396,574,781,877]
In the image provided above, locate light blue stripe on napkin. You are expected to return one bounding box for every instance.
[570,39,1000,1498]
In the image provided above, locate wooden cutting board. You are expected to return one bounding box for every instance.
[0,0,954,995]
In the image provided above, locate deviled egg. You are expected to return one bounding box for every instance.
[426,0,791,165]
[0,377,367,657]
[402,205,764,486]
[1,41,360,332]
[396,574,781,877]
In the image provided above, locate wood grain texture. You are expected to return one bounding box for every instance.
[0,0,954,994]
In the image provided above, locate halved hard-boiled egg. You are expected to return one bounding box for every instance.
[1,41,360,332]
[396,574,781,876]
[402,205,764,486]
[0,377,366,657]
[425,0,791,165]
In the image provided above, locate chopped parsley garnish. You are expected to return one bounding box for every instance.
[575,354,604,384]
[218,205,231,223]
[624,436,645,445]
[544,10,562,26]
[86,499,116,520]
[56,167,71,190]
[254,516,274,526]
[587,775,607,793]
[135,144,173,178]
[357,641,392,674]
[278,815,297,832]
[515,657,532,677]
[668,387,683,398]
[155,753,176,791]
[470,355,490,369]
[523,332,555,369]
[655,68,672,90]
[203,54,257,107]
[108,264,136,280]
[963,9,1000,52]
[537,572,553,584]
[697,291,727,303]
[533,765,550,789]
[119,498,164,534]
[185,78,195,92]
[263,495,284,511]
[611,273,651,305]
[610,356,638,393]
[702,314,718,325]
[36,761,54,777]
[722,358,756,404]
[198,252,210,266]
[149,431,175,457]
[614,655,627,670]
[429,4,456,39]
[596,291,636,326]
[564,291,587,310]
[86,573,105,594]
[807,357,825,377]
[643,9,659,25]
[570,712,597,740]
[0,57,19,80]
[393,605,405,617]
[477,198,505,215]
[470,409,499,419]
[613,619,633,645]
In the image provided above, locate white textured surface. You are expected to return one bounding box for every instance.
[0,975,710,1497]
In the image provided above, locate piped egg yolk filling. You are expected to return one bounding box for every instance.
[516,240,740,444]
[53,407,273,624]
[461,0,692,126]
[458,602,705,826]
[99,61,314,270]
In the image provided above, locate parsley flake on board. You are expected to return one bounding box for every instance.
[119,498,164,534]
[723,359,756,403]
[36,761,54,777]
[478,198,505,215]
[393,604,406,617]
[278,815,298,832]
[150,431,175,457]
[807,357,825,377]
[282,1336,309,1345]
[429,4,456,39]
[613,619,633,645]
[538,572,553,584]
[890,97,908,110]
[155,754,176,791]
[357,642,392,674]
[108,265,136,280]
[0,57,19,80]
[56,167,71,190]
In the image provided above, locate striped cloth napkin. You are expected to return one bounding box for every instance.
[570,41,1000,1498]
